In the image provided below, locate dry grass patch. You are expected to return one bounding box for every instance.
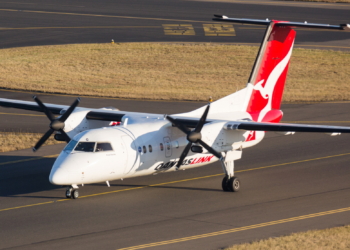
[0,43,349,102]
[0,132,63,152]
[226,225,350,250]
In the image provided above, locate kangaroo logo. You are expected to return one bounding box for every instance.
[253,80,269,99]
[253,45,294,122]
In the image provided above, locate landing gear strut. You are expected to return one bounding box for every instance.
[65,186,79,199]
[222,175,240,192]
[220,150,242,192]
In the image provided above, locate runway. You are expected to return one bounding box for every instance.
[0,0,350,249]
[1,91,350,250]
[0,0,349,50]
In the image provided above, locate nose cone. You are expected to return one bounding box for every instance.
[49,152,81,185]
[49,169,67,185]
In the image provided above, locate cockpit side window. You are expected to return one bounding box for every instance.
[96,142,113,152]
[64,140,78,152]
[75,142,96,152]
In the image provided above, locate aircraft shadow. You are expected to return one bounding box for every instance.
[92,183,221,192]
[0,155,57,197]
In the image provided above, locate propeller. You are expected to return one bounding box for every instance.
[166,104,222,170]
[32,96,81,152]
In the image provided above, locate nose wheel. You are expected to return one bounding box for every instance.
[222,176,240,192]
[65,186,79,199]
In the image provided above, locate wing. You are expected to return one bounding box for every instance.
[0,98,126,121]
[0,98,68,114]
[225,120,350,134]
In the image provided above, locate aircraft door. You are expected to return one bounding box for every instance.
[163,137,172,158]
[121,135,139,174]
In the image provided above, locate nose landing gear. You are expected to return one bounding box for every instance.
[65,186,79,199]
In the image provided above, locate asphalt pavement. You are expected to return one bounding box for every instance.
[0,0,350,249]
[0,0,349,50]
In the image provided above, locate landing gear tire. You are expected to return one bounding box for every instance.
[72,189,79,199]
[229,177,240,192]
[66,187,73,198]
[222,176,230,191]
[222,176,240,192]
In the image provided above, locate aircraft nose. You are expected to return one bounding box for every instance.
[49,169,66,185]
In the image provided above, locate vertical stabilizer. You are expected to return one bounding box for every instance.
[244,22,295,122]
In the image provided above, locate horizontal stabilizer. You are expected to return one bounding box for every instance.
[213,16,350,31]
[225,121,350,133]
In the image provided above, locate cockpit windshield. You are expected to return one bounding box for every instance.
[63,140,113,152]
[64,140,78,152]
[75,142,96,152]
[95,143,113,152]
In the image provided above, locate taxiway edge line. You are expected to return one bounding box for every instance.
[116,206,350,250]
[1,151,350,212]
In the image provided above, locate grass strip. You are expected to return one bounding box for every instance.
[0,132,63,152]
[226,224,350,250]
[0,43,349,102]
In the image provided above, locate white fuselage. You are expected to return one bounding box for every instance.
[49,111,265,186]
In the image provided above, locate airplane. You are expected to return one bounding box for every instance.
[0,16,350,199]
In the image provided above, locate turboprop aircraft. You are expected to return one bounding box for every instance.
[1,16,350,199]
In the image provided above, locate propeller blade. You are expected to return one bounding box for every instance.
[194,104,210,133]
[33,128,54,152]
[33,96,55,122]
[176,142,192,169]
[59,129,71,143]
[198,139,222,159]
[59,97,81,122]
[166,115,191,134]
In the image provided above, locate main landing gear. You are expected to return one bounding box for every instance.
[66,186,79,199]
[220,150,242,192]
[222,175,240,192]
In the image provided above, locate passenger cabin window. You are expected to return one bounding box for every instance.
[143,146,147,154]
[64,140,78,152]
[160,143,164,151]
[96,143,113,152]
[149,145,152,153]
[75,142,95,152]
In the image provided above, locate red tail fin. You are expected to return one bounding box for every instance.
[212,16,349,122]
[246,22,295,122]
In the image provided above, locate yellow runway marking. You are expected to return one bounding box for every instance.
[203,24,235,36]
[117,206,350,250]
[0,8,216,23]
[0,112,45,117]
[1,151,350,212]
[162,24,195,35]
[0,88,202,103]
[236,152,350,173]
[0,26,160,30]
[0,201,56,212]
[0,154,58,167]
